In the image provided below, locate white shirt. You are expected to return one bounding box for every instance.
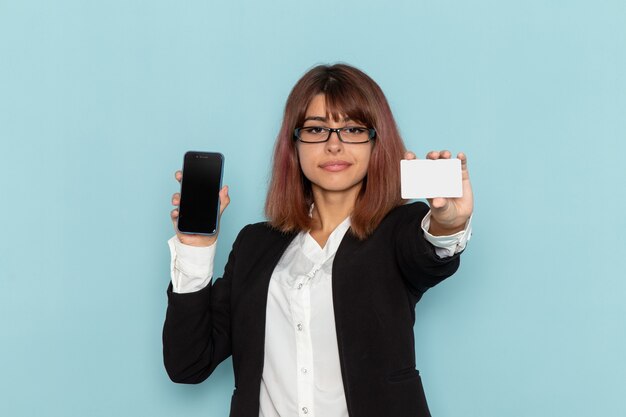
[168,210,472,417]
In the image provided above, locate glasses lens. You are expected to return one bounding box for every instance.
[299,127,328,142]
[340,127,371,143]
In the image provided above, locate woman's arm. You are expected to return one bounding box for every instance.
[162,169,233,383]
[395,202,463,295]
[394,150,473,294]
[162,228,244,384]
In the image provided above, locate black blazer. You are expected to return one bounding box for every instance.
[163,202,462,417]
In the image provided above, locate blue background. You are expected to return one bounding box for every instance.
[1,1,625,416]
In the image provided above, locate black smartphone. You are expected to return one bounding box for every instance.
[177,151,224,235]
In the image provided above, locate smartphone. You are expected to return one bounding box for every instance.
[177,151,224,235]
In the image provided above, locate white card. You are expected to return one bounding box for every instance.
[400,159,463,199]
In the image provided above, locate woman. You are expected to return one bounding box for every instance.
[163,63,473,417]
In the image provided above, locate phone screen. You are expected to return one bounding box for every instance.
[177,151,224,235]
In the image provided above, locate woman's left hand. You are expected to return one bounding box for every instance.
[404,150,474,236]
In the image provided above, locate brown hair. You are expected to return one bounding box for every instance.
[265,63,406,239]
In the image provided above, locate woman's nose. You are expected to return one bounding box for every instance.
[325,130,343,152]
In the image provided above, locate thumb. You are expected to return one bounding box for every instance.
[218,185,230,216]
[430,197,448,210]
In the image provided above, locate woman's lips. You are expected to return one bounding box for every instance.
[320,160,352,172]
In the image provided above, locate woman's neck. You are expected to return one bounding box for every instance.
[309,183,361,247]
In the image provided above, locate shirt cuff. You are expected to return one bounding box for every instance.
[167,235,216,294]
[421,211,473,258]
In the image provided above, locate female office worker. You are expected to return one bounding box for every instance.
[163,63,473,417]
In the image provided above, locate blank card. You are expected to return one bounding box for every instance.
[400,159,462,199]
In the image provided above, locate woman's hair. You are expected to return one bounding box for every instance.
[265,63,407,239]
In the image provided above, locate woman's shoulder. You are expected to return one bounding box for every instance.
[363,201,430,238]
[349,201,430,242]
[385,201,430,223]
[233,221,298,248]
[239,221,296,236]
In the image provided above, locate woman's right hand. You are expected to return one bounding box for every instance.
[170,170,230,247]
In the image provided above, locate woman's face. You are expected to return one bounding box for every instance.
[296,94,373,197]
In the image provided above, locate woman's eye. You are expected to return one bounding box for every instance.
[344,127,366,134]
[307,127,326,134]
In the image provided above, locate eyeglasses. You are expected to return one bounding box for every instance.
[294,126,376,144]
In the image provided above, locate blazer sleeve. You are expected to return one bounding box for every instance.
[394,202,462,296]
[162,226,247,384]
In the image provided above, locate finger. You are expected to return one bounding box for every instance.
[426,150,439,160]
[457,152,468,169]
[440,150,451,159]
[175,170,182,183]
[404,151,417,160]
[218,185,230,215]
[170,208,179,223]
[172,193,180,206]
[457,152,470,180]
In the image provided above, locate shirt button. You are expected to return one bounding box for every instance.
[301,367,308,374]
[297,323,303,331]
[297,283,303,289]
[302,407,309,414]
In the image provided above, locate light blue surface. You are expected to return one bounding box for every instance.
[1,1,625,416]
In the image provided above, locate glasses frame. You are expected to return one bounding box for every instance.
[293,126,377,144]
